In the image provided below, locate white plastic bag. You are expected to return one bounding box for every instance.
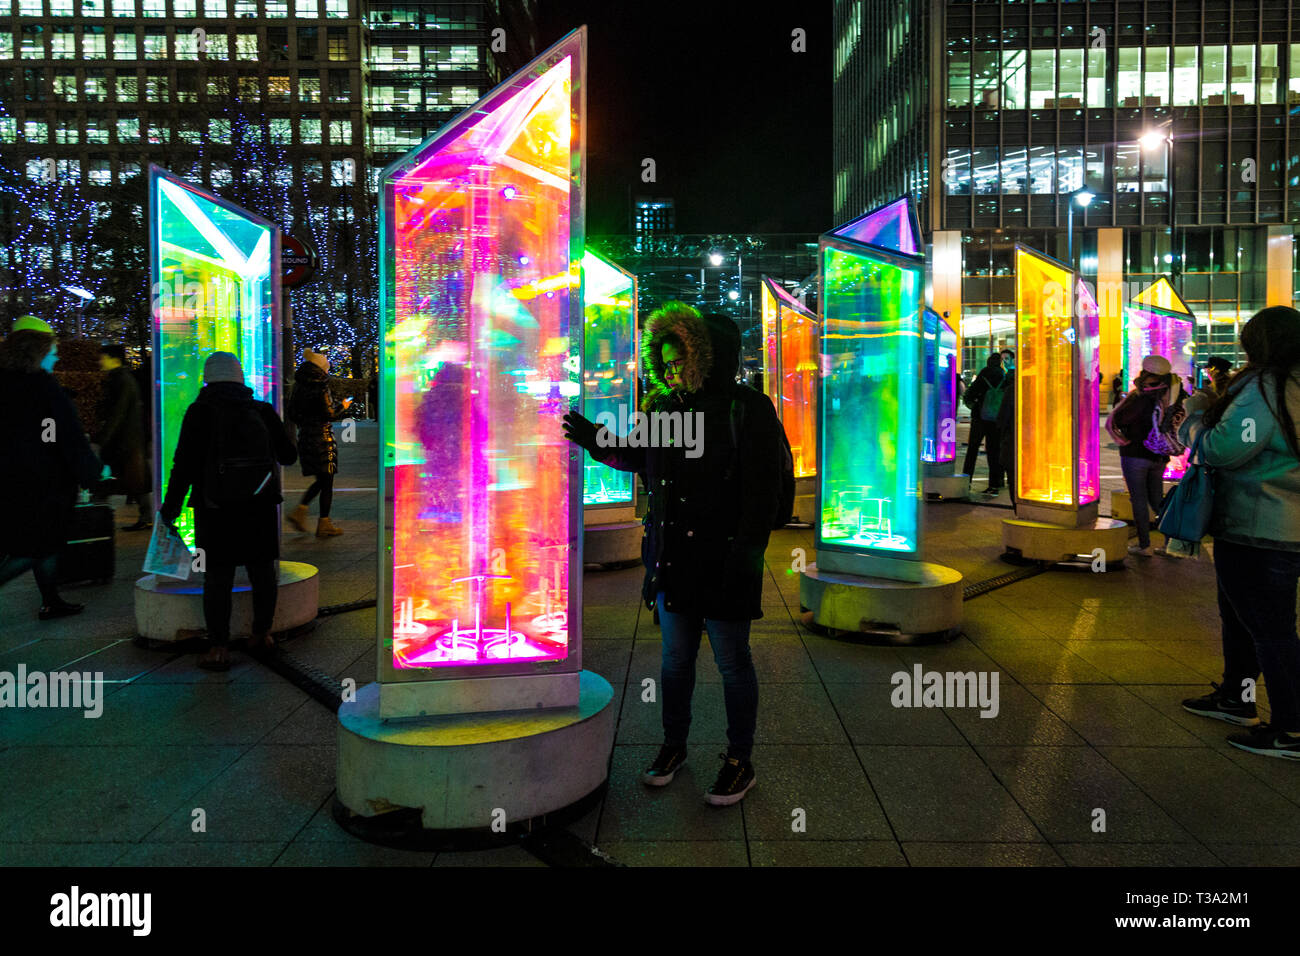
[143,515,193,581]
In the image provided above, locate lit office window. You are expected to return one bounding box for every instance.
[52,29,77,58]
[299,73,320,102]
[210,163,231,186]
[269,117,291,142]
[267,0,286,15]
[56,159,79,178]
[1290,45,1300,104]
[56,120,79,143]
[1085,146,1108,192]
[112,0,134,11]
[144,71,167,99]
[233,0,254,14]
[1058,49,1083,106]
[448,45,477,68]
[325,0,344,16]
[173,0,195,13]
[0,35,10,58]
[972,50,998,108]
[83,27,107,58]
[267,74,290,100]
[1116,142,1140,191]
[300,117,321,142]
[1029,49,1055,108]
[208,117,230,141]
[1261,45,1278,104]
[84,72,107,99]
[1002,49,1026,108]
[1057,147,1083,192]
[1028,145,1055,193]
[237,74,258,98]
[0,118,16,143]
[1202,45,1227,104]
[88,159,111,185]
[113,30,136,58]
[118,161,140,183]
[1172,47,1198,105]
[50,0,72,14]
[141,0,164,15]
[329,117,350,144]
[1144,47,1169,106]
[1230,45,1254,105]
[19,0,42,14]
[450,85,475,105]
[86,117,108,143]
[295,0,317,15]
[25,120,48,142]
[53,73,77,99]
[1117,47,1141,105]
[947,51,971,107]
[1143,140,1168,192]
[142,30,166,56]
[204,0,226,13]
[236,34,258,58]
[20,26,42,56]
[175,31,198,58]
[330,158,354,185]
[328,31,347,59]
[206,34,229,59]
[971,148,998,194]
[116,73,137,99]
[176,72,197,100]
[1000,147,1027,193]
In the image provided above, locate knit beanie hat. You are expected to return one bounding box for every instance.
[304,348,329,371]
[203,351,244,384]
[1141,354,1172,376]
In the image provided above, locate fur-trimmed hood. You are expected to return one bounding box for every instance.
[641,302,740,411]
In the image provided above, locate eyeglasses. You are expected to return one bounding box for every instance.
[663,358,685,373]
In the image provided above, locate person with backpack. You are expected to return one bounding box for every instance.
[1107,355,1185,557]
[285,348,351,538]
[960,353,1005,494]
[563,302,786,806]
[1177,307,1300,760]
[159,351,296,671]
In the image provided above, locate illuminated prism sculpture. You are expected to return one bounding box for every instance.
[581,249,638,512]
[760,276,819,479]
[814,196,926,582]
[1012,245,1102,527]
[148,165,281,549]
[1124,277,1196,480]
[922,307,959,470]
[375,28,585,715]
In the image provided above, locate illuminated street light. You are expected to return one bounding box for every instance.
[708,252,724,266]
[1066,186,1096,270]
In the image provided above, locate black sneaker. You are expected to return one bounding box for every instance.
[1182,682,1259,727]
[981,485,1001,496]
[705,753,756,806]
[38,600,85,621]
[642,744,687,787]
[1226,724,1300,760]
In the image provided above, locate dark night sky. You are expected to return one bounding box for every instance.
[536,1,833,235]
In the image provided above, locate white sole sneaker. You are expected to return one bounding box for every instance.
[642,758,685,787]
[704,774,756,807]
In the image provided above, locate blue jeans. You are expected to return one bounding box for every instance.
[656,592,758,760]
[1214,539,1300,732]
[1120,455,1165,548]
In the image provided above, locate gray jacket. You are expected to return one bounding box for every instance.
[1178,368,1300,551]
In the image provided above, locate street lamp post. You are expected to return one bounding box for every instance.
[1141,122,1176,257]
[1066,186,1095,272]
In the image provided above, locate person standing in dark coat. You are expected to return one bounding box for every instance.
[95,343,151,530]
[285,348,351,538]
[0,317,107,619]
[1107,355,1184,557]
[159,352,296,670]
[564,303,784,806]
[961,353,1006,494]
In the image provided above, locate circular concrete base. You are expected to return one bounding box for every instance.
[924,474,971,501]
[336,672,615,832]
[1002,517,1130,565]
[133,561,319,642]
[583,521,642,567]
[799,562,963,642]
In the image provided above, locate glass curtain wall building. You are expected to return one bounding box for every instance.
[833,0,1299,376]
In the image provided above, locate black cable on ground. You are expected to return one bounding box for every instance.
[250,644,345,714]
[317,598,377,617]
[962,563,1048,600]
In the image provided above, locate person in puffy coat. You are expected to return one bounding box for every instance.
[564,302,784,807]
[286,348,351,538]
[1177,306,1300,760]
[0,317,106,620]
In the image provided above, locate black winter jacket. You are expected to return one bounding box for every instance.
[160,382,297,564]
[95,365,149,495]
[288,361,347,476]
[0,370,101,558]
[595,307,784,621]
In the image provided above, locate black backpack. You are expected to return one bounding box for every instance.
[726,392,796,530]
[202,400,275,509]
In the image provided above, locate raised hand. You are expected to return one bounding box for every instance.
[562,409,602,453]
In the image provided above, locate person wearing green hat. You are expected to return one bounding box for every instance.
[0,319,110,618]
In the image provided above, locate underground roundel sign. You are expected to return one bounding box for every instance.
[282,235,317,289]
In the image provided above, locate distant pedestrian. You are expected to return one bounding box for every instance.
[1202,356,1232,398]
[1107,355,1184,557]
[997,363,1016,504]
[960,353,1006,494]
[1110,371,1126,407]
[95,343,151,530]
[0,316,108,619]
[1178,307,1300,760]
[159,351,297,670]
[286,348,352,538]
[367,374,378,421]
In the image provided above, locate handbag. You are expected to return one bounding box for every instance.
[1143,402,1186,457]
[1156,430,1213,543]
